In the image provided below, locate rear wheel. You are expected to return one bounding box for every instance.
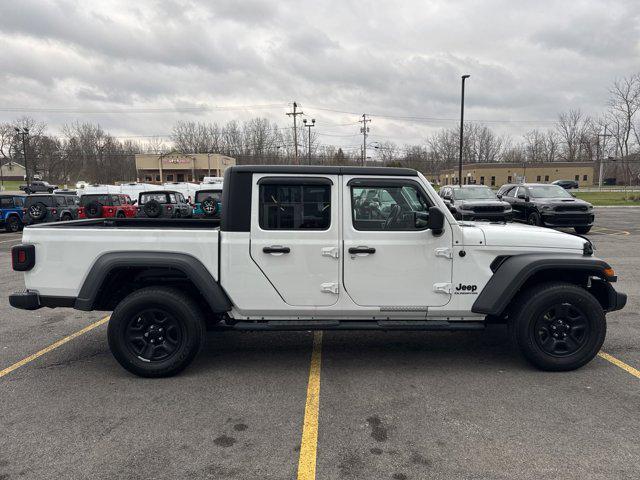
[61,213,72,221]
[116,211,126,218]
[574,226,591,234]
[5,216,22,232]
[107,287,206,377]
[509,282,605,371]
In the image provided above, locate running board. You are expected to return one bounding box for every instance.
[214,319,485,331]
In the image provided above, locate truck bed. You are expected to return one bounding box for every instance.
[21,219,220,298]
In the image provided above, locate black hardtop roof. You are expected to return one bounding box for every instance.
[139,190,180,195]
[228,165,418,176]
[0,193,25,197]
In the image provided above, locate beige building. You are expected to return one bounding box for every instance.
[437,162,595,187]
[0,161,26,181]
[135,153,236,183]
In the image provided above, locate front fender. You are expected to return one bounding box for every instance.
[472,253,618,316]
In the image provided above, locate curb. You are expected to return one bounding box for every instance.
[594,205,640,208]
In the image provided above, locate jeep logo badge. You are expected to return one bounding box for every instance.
[455,283,478,294]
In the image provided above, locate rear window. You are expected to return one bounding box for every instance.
[140,193,169,204]
[80,195,111,206]
[195,191,222,203]
[0,197,14,208]
[25,196,53,207]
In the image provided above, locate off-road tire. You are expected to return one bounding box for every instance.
[28,202,47,221]
[509,282,605,371]
[574,226,592,234]
[61,213,72,222]
[5,215,22,232]
[107,287,206,378]
[116,211,126,218]
[143,199,162,218]
[85,202,103,218]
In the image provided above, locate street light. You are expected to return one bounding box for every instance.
[459,74,470,187]
[15,127,30,184]
[303,118,315,165]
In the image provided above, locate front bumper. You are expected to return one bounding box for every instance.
[541,211,594,227]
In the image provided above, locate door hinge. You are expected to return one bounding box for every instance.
[321,246,340,259]
[434,247,453,259]
[321,282,339,294]
[433,282,452,294]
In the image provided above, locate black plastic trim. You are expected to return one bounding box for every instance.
[347,178,420,187]
[215,319,485,331]
[472,253,613,316]
[75,251,232,313]
[231,165,418,176]
[9,291,76,310]
[257,176,333,186]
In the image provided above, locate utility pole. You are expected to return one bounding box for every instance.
[597,126,612,189]
[15,127,30,184]
[286,102,304,164]
[459,74,470,186]
[360,114,371,165]
[303,118,315,165]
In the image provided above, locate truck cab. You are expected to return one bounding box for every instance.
[9,166,626,377]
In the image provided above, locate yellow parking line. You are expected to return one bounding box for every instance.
[0,316,110,379]
[296,331,323,480]
[0,237,22,244]
[598,351,640,379]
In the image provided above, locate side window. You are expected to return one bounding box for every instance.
[0,197,13,208]
[259,182,331,230]
[505,187,517,198]
[169,193,177,204]
[14,197,24,207]
[111,195,121,206]
[55,196,66,207]
[351,183,430,231]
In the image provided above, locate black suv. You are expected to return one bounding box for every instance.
[137,190,192,218]
[439,185,513,221]
[498,183,594,234]
[24,194,80,225]
[552,179,579,190]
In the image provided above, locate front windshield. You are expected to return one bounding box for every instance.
[454,187,497,200]
[528,185,572,199]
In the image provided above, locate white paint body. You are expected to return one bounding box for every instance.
[21,173,587,320]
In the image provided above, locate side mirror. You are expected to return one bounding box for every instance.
[517,194,530,202]
[496,194,502,199]
[427,206,445,235]
[570,192,576,197]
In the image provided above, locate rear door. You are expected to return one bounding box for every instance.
[249,174,340,306]
[342,176,453,308]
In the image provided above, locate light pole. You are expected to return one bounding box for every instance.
[459,74,470,187]
[15,127,30,184]
[303,118,315,165]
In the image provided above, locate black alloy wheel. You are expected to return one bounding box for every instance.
[533,303,589,357]
[6,216,21,232]
[28,203,47,221]
[125,309,183,362]
[528,211,542,226]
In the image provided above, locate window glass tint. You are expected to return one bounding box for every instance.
[169,193,177,203]
[195,191,222,203]
[504,187,517,197]
[259,183,331,230]
[55,196,66,207]
[81,195,110,206]
[110,195,121,206]
[0,197,13,208]
[25,196,53,207]
[140,193,168,204]
[529,185,572,199]
[14,197,24,207]
[351,184,429,231]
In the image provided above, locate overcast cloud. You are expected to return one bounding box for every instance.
[0,0,639,148]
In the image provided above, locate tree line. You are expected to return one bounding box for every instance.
[1,74,639,185]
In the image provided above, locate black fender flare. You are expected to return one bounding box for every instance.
[471,253,614,316]
[75,251,232,313]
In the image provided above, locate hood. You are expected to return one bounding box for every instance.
[457,199,510,208]
[469,222,587,250]
[535,197,591,207]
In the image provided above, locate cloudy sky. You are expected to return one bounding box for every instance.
[0,0,639,150]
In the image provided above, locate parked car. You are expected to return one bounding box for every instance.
[0,194,26,232]
[79,194,137,219]
[19,181,58,194]
[137,190,192,218]
[193,188,223,218]
[23,193,80,225]
[498,183,594,234]
[439,185,512,221]
[10,165,625,378]
[552,179,579,190]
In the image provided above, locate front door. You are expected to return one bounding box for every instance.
[342,176,453,308]
[250,174,340,306]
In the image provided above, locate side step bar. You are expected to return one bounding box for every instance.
[214,319,485,332]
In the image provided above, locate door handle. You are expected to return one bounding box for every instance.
[263,245,291,254]
[348,246,376,255]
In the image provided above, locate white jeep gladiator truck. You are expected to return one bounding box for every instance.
[9,166,626,377]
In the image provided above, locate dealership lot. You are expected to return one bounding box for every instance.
[0,208,639,480]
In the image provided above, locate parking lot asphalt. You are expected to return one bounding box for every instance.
[1,208,639,480]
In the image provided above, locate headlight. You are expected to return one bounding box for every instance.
[587,204,593,210]
[503,205,512,212]
[541,205,553,211]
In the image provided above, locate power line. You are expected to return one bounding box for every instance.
[0,103,288,114]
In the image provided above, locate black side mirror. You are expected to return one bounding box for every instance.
[427,206,444,235]
[517,194,530,202]
[496,194,502,199]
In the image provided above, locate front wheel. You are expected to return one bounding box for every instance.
[575,226,592,234]
[5,216,22,232]
[509,282,606,371]
[107,287,206,377]
[527,211,542,226]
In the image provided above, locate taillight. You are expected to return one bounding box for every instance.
[107,208,113,214]
[12,244,35,271]
[22,208,26,214]
[51,209,57,214]
[167,206,173,211]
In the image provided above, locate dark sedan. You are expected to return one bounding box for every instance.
[439,185,513,221]
[498,183,594,234]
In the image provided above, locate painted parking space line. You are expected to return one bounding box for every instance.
[590,226,631,236]
[0,316,110,379]
[0,237,23,244]
[598,351,640,380]
[296,331,323,480]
